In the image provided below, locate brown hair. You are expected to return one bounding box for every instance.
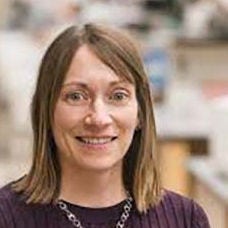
[13,23,161,212]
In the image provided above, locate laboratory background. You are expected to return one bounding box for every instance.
[0,0,227,227]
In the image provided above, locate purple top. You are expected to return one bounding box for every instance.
[0,182,210,227]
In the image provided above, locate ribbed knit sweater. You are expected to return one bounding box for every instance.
[0,182,210,228]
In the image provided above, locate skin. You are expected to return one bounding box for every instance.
[53,45,139,207]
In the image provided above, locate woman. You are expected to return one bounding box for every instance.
[0,24,210,227]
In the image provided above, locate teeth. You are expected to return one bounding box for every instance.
[80,137,113,144]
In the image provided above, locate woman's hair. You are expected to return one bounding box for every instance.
[12,23,161,212]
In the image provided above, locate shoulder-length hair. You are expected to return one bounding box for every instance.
[12,23,161,212]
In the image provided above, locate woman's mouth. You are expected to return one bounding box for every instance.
[75,136,117,145]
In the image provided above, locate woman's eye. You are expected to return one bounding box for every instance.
[64,92,88,104]
[110,92,129,102]
[67,93,84,100]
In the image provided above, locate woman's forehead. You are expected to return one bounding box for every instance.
[63,45,135,86]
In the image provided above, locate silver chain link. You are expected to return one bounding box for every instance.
[57,195,133,228]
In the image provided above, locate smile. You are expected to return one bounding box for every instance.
[76,137,117,145]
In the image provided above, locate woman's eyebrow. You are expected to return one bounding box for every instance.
[109,80,132,87]
[62,82,88,89]
[61,80,133,90]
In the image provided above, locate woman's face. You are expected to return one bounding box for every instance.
[53,45,138,172]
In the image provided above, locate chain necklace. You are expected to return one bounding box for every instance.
[57,195,133,228]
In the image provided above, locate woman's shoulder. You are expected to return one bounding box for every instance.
[145,189,210,228]
[0,181,17,206]
[0,181,22,227]
[0,180,55,227]
[0,179,40,227]
[0,182,25,214]
[161,189,196,209]
[0,176,30,209]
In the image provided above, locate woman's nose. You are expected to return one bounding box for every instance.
[84,99,112,128]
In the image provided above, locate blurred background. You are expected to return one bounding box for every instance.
[0,0,227,227]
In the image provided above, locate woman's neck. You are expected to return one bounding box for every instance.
[58,165,127,208]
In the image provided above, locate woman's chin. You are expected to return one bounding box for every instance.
[71,157,122,173]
